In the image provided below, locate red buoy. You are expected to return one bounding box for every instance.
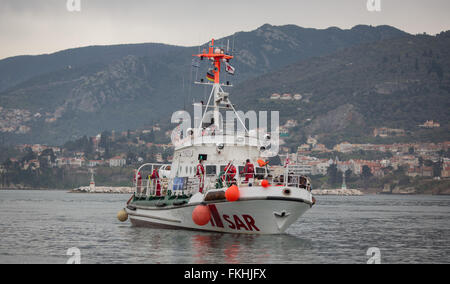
[261,179,270,188]
[192,205,211,226]
[225,185,240,202]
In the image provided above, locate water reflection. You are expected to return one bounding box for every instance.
[190,233,313,264]
[125,226,312,263]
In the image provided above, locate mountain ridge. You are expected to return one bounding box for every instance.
[0,23,408,92]
[2,24,435,146]
[232,31,450,147]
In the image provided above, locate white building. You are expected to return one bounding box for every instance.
[88,160,104,167]
[281,93,292,100]
[270,93,281,100]
[109,156,126,167]
[293,94,302,100]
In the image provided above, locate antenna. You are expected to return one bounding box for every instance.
[232,34,236,55]
[188,61,193,105]
[182,75,186,110]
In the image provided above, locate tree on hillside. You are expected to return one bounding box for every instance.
[21,147,36,163]
[429,60,443,81]
[104,144,112,160]
[99,131,111,149]
[361,165,372,189]
[327,164,341,187]
[362,165,372,179]
[433,160,443,178]
[345,169,353,180]
[162,148,173,162]
[82,136,94,156]
[126,152,138,165]
[38,149,56,168]
[3,159,14,170]
[141,132,155,143]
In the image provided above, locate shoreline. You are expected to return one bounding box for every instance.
[0,186,133,193]
[312,188,364,196]
[69,186,134,194]
[0,187,66,191]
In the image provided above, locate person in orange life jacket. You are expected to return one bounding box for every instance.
[196,160,205,193]
[134,170,142,194]
[241,159,255,183]
[223,162,236,183]
[150,167,161,196]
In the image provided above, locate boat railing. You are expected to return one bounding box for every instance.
[133,163,170,198]
[235,172,311,191]
[143,177,170,197]
[178,174,216,196]
[183,177,200,195]
[135,171,311,199]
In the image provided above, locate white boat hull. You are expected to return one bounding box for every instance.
[126,186,313,234]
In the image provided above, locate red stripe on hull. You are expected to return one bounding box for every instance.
[208,204,224,228]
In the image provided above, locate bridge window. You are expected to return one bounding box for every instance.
[206,165,216,175]
[255,167,266,179]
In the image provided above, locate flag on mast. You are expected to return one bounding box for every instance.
[206,70,215,82]
[225,61,235,75]
[191,58,200,68]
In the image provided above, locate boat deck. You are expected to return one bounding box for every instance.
[131,194,192,208]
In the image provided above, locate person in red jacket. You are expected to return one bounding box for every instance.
[223,162,236,184]
[196,160,205,193]
[241,159,255,183]
[151,167,161,196]
[134,170,142,194]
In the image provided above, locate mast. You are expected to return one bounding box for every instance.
[193,39,235,132]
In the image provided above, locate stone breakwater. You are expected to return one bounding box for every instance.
[69,186,134,194]
[311,188,363,196]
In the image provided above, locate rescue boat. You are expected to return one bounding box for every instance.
[120,39,315,234]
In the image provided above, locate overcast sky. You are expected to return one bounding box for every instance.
[1,0,449,59]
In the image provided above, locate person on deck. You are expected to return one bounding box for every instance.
[223,162,236,184]
[299,176,307,189]
[196,160,205,193]
[241,159,255,183]
[134,170,142,195]
[151,167,161,196]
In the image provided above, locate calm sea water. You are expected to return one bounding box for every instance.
[0,190,448,264]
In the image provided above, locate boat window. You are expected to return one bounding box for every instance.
[255,167,266,179]
[185,166,189,174]
[206,165,216,175]
[256,167,265,173]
